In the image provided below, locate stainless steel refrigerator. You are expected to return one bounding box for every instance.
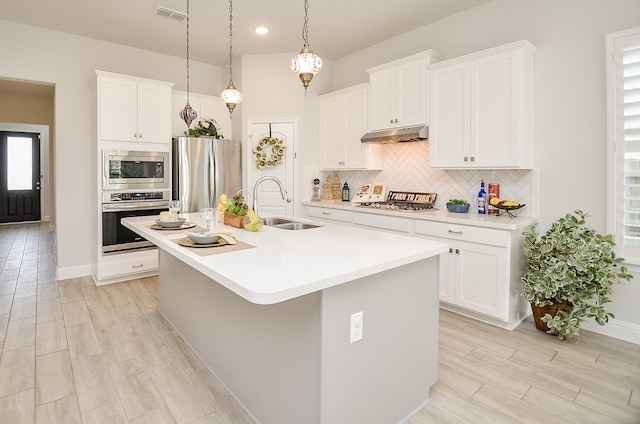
[171,137,242,213]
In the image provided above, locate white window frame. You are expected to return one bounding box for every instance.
[607,26,640,266]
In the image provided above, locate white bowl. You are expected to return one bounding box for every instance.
[155,217,187,228]
[187,230,221,245]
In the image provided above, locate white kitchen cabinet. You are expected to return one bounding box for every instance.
[318,84,382,170]
[172,90,232,140]
[351,211,412,235]
[97,71,173,144]
[305,205,352,225]
[96,249,158,285]
[414,220,530,329]
[367,50,443,131]
[429,40,535,169]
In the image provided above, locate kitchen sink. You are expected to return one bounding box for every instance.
[271,222,322,231]
[262,217,294,226]
[263,217,322,230]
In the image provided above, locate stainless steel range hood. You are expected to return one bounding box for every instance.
[361,125,428,144]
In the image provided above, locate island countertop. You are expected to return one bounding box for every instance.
[122,213,448,305]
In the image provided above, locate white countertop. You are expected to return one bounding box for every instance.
[303,200,538,230]
[122,214,448,305]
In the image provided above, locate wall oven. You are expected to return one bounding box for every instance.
[102,150,170,191]
[102,191,169,254]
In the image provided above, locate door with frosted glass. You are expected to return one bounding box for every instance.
[0,132,41,223]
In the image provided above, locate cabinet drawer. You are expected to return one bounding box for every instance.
[306,206,351,223]
[352,212,412,233]
[99,252,158,278]
[414,220,507,247]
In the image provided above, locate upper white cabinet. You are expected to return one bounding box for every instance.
[429,40,536,169]
[367,50,443,132]
[172,91,232,140]
[318,84,382,170]
[97,71,173,144]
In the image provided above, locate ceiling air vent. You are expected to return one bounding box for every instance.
[155,6,187,22]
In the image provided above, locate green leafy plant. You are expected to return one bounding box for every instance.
[521,210,632,341]
[184,118,224,138]
[223,193,248,217]
[447,199,469,205]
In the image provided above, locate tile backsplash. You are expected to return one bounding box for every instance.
[308,140,536,217]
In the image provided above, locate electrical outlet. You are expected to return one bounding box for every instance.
[350,311,363,344]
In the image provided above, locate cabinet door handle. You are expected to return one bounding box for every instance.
[322,211,331,215]
[470,156,475,162]
[390,119,394,124]
[448,230,463,235]
[394,118,398,123]
[133,133,138,138]
[448,248,453,253]
[455,249,460,254]
[338,161,345,165]
[131,263,144,268]
[463,156,468,162]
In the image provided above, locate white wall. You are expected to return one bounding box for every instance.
[330,0,640,340]
[237,53,333,214]
[0,20,221,274]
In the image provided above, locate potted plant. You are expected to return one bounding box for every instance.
[184,117,224,139]
[521,210,632,341]
[218,193,248,228]
[446,199,469,213]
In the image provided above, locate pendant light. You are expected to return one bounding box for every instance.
[220,0,243,117]
[179,0,197,128]
[290,0,322,92]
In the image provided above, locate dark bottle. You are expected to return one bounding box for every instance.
[342,182,350,201]
[477,180,487,214]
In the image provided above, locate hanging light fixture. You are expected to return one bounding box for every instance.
[220,0,243,117]
[179,0,197,128]
[290,0,322,92]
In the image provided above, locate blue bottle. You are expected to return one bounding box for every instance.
[478,180,487,214]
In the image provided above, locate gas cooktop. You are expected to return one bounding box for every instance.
[355,191,438,213]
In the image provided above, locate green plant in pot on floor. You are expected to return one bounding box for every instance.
[521,210,632,341]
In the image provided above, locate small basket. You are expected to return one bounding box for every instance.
[446,203,469,213]
[223,213,245,228]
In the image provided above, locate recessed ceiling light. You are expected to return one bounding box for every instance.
[255,26,269,35]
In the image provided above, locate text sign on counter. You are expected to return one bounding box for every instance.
[387,191,437,205]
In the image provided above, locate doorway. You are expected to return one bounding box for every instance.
[247,120,296,216]
[0,131,41,223]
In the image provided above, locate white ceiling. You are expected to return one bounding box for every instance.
[0,0,490,66]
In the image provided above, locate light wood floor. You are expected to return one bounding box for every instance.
[0,223,639,423]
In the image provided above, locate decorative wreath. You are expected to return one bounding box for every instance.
[253,136,286,169]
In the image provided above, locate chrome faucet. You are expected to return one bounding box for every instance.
[251,176,291,213]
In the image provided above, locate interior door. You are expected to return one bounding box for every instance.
[0,131,41,223]
[247,121,295,217]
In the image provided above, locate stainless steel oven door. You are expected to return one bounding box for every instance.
[102,150,170,191]
[101,200,168,254]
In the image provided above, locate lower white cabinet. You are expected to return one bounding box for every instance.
[96,250,158,284]
[351,211,412,235]
[305,205,351,225]
[414,220,530,329]
[304,202,532,329]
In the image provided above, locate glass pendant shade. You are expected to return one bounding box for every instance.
[221,0,242,116]
[291,44,323,88]
[220,81,243,114]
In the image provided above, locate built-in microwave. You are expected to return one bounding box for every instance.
[102,150,170,191]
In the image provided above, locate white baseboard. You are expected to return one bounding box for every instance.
[55,264,92,281]
[581,318,640,345]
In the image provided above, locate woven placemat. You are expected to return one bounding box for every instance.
[148,222,203,234]
[172,237,255,256]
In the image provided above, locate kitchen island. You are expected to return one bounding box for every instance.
[123,214,448,424]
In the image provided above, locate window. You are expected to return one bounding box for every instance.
[608,26,640,264]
